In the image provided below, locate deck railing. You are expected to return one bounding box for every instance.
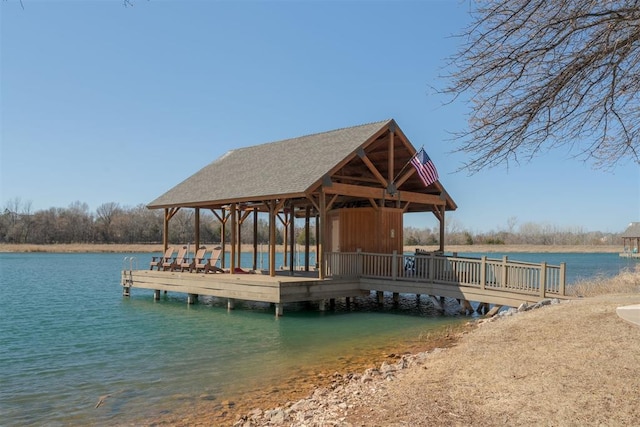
[325,251,566,298]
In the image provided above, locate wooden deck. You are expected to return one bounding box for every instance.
[122,251,570,315]
[620,251,640,258]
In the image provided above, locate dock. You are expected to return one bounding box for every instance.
[122,251,570,316]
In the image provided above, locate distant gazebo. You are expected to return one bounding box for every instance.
[620,222,640,258]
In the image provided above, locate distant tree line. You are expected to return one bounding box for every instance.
[0,199,281,245]
[0,199,621,246]
[405,216,619,246]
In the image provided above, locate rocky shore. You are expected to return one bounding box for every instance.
[230,293,640,427]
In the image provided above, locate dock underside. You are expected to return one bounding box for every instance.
[122,269,568,315]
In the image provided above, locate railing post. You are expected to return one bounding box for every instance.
[357,248,362,277]
[540,262,547,298]
[559,262,566,296]
[428,253,434,283]
[392,250,398,280]
[480,256,486,290]
[501,256,508,288]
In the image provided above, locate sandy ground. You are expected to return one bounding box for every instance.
[0,243,623,254]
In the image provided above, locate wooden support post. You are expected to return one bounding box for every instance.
[329,298,335,309]
[253,208,258,271]
[460,299,474,315]
[154,290,161,301]
[187,294,198,304]
[275,303,283,317]
[318,299,326,311]
[392,250,398,280]
[315,214,320,270]
[318,191,326,279]
[122,287,130,297]
[269,201,277,276]
[289,203,295,273]
[501,256,508,288]
[476,302,490,314]
[227,298,235,310]
[163,208,169,252]
[220,210,227,269]
[540,261,547,298]
[345,297,351,308]
[480,256,487,290]
[559,262,566,296]
[194,208,200,250]
[376,291,384,304]
[230,203,237,274]
[393,292,399,303]
[304,206,310,271]
[439,207,445,252]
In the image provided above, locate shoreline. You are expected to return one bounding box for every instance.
[141,319,472,426]
[145,290,640,426]
[0,243,623,254]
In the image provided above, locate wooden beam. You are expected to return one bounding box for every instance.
[166,207,180,221]
[305,195,320,212]
[395,167,415,188]
[324,182,445,206]
[388,130,394,184]
[332,174,380,184]
[357,147,388,188]
[326,194,339,212]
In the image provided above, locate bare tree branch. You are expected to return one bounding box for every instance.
[443,0,640,173]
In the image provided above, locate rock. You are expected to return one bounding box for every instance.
[266,409,287,424]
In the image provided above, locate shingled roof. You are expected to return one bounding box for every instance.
[148,120,393,208]
[148,119,455,213]
[621,222,640,238]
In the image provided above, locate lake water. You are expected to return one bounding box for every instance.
[0,251,635,426]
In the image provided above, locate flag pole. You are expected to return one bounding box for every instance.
[392,145,423,184]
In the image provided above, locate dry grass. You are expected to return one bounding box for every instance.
[344,272,640,427]
[568,264,640,297]
[151,270,640,427]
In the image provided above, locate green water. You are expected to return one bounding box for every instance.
[0,252,467,426]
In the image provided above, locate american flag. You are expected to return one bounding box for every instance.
[410,148,439,187]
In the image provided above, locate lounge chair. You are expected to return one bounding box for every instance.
[193,246,224,273]
[166,246,188,271]
[150,247,174,270]
[180,246,207,272]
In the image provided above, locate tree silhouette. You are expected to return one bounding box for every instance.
[444,0,640,172]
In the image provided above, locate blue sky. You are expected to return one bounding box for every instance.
[1,0,638,234]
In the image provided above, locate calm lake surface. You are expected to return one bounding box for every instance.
[0,251,635,426]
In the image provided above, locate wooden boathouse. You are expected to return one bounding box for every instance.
[122,119,569,315]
